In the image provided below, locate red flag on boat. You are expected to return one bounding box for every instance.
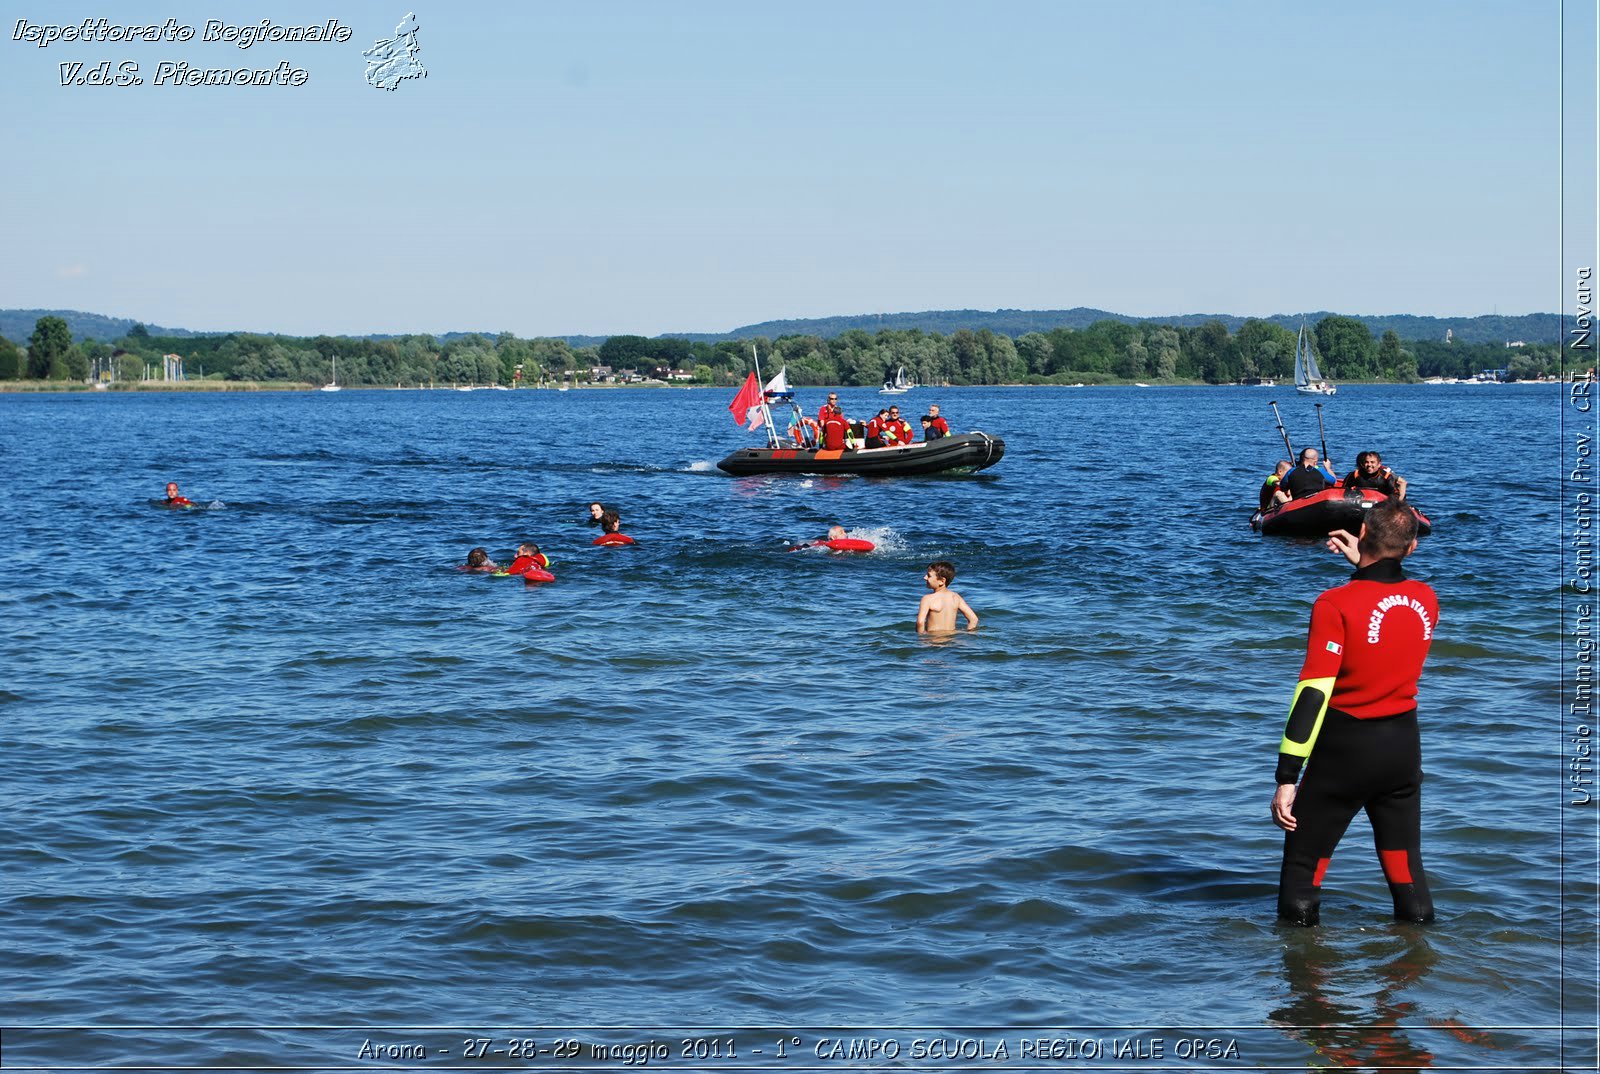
[728,371,762,428]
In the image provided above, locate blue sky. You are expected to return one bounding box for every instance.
[1,1,1590,336]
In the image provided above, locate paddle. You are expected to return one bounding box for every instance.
[1269,401,1294,460]
[1315,402,1330,470]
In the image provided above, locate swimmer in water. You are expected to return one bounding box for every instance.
[585,502,614,527]
[916,560,978,633]
[463,547,499,572]
[792,525,872,552]
[592,510,635,545]
[164,482,193,508]
[505,543,549,574]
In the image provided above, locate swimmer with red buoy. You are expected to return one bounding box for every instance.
[791,524,875,553]
[163,482,194,508]
[500,543,555,583]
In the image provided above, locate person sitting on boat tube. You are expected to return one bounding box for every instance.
[1343,451,1408,501]
[864,409,889,448]
[163,482,193,508]
[1259,461,1292,511]
[1274,448,1339,504]
[884,406,914,445]
[921,404,950,441]
[820,408,849,451]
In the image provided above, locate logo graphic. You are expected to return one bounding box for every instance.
[1325,640,1342,654]
[363,13,425,91]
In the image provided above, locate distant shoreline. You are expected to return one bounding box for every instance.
[0,378,1566,395]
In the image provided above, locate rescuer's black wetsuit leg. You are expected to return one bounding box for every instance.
[1278,710,1432,926]
[1278,771,1363,926]
[1364,772,1433,923]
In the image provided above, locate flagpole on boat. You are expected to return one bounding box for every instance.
[1269,401,1295,459]
[751,343,778,448]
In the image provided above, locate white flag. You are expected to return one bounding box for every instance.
[763,366,789,396]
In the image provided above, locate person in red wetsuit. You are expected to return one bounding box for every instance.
[1270,498,1439,925]
[817,391,844,427]
[864,408,888,448]
[592,509,635,546]
[816,391,849,450]
[505,543,549,575]
[163,482,193,508]
[884,405,914,445]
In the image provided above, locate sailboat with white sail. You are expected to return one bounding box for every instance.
[879,366,914,395]
[1293,324,1335,396]
[319,356,342,392]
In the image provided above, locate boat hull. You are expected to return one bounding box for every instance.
[1253,487,1432,538]
[717,432,1004,477]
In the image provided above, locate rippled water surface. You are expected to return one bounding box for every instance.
[0,384,1581,1069]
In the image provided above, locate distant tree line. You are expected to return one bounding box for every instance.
[0,314,1564,386]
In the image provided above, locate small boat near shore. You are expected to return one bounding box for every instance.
[1252,486,1432,538]
[718,431,1005,477]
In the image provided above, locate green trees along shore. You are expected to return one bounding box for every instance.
[0,314,1563,388]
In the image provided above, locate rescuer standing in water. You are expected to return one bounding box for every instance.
[1270,498,1439,926]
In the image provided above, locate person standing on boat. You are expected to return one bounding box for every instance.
[1274,448,1338,504]
[818,392,849,450]
[817,392,845,427]
[1270,498,1438,925]
[1344,452,1408,501]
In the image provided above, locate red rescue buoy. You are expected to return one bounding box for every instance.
[521,568,556,584]
[593,533,636,546]
[824,538,875,552]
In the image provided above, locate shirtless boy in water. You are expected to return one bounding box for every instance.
[917,560,979,633]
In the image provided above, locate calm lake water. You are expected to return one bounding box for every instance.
[0,383,1586,1070]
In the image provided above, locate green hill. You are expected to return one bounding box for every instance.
[0,306,1561,348]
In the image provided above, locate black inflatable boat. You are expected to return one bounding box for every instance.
[717,431,1005,477]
